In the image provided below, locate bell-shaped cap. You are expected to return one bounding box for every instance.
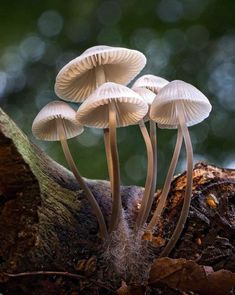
[76,82,148,128]
[32,101,84,141]
[55,45,147,103]
[132,86,156,121]
[132,87,156,106]
[150,80,212,128]
[133,74,169,94]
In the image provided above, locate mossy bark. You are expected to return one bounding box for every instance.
[0,108,234,294]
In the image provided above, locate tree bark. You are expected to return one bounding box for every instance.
[0,107,234,294]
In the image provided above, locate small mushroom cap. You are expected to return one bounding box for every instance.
[132,74,169,94]
[55,45,147,102]
[150,80,212,128]
[132,86,156,121]
[32,101,84,141]
[76,82,148,128]
[131,87,156,106]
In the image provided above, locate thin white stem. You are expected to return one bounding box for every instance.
[95,66,115,221]
[108,101,121,232]
[160,104,193,257]
[57,118,108,240]
[146,127,183,232]
[142,120,157,224]
[135,120,154,229]
[95,65,106,87]
[104,128,113,185]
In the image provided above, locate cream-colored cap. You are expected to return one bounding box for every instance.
[32,101,84,141]
[132,74,169,94]
[131,87,156,106]
[55,45,147,102]
[150,80,212,128]
[76,82,148,128]
[132,86,156,121]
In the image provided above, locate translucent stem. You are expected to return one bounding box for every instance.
[135,120,154,229]
[57,118,108,240]
[146,127,183,232]
[142,120,157,224]
[108,102,121,232]
[104,128,113,184]
[95,65,106,87]
[160,104,193,257]
[95,66,114,212]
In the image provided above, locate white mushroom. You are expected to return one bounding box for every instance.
[147,80,212,256]
[55,45,146,197]
[131,87,155,230]
[32,100,108,239]
[132,75,169,228]
[76,82,148,232]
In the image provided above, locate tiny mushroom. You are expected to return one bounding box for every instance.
[131,87,156,229]
[132,75,169,227]
[32,100,108,239]
[76,82,148,232]
[54,45,146,196]
[147,80,212,256]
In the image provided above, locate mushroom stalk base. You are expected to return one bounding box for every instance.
[108,101,121,232]
[135,120,154,229]
[160,106,193,257]
[146,127,183,232]
[57,119,108,240]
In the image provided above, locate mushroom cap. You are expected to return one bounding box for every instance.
[76,82,148,128]
[150,80,212,128]
[32,101,84,141]
[132,86,156,121]
[55,45,147,102]
[131,87,156,106]
[132,74,169,94]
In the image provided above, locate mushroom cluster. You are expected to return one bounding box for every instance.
[32,45,212,257]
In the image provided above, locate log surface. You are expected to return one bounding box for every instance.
[0,107,234,294]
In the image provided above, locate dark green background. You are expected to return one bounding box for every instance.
[0,0,234,187]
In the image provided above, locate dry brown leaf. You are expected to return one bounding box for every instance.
[149,257,235,295]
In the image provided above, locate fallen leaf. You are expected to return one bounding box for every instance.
[149,257,235,295]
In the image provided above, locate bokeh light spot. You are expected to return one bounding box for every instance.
[157,0,184,23]
[78,129,101,147]
[20,35,45,62]
[125,154,146,183]
[38,10,64,37]
[1,47,24,73]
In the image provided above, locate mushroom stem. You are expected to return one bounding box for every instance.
[146,127,183,232]
[109,101,121,232]
[57,118,108,240]
[95,65,106,87]
[142,120,157,224]
[95,66,114,194]
[135,119,154,229]
[104,128,113,184]
[160,104,193,257]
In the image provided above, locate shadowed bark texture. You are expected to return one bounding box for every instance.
[0,107,234,294]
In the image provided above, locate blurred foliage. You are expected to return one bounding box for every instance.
[0,0,235,187]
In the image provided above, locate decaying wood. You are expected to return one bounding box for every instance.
[0,107,234,294]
